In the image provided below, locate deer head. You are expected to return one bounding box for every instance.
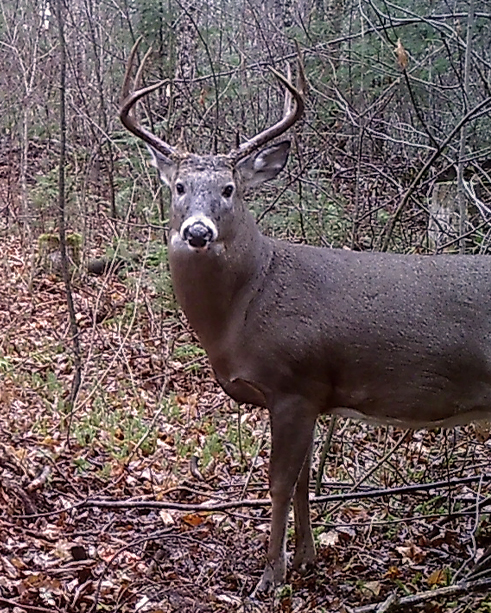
[120,39,305,260]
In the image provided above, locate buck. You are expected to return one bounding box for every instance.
[120,40,491,592]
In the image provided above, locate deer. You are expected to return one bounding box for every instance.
[120,39,491,593]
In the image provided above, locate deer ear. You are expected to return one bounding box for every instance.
[147,145,176,186]
[236,140,290,188]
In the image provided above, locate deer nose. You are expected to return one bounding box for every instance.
[183,222,213,248]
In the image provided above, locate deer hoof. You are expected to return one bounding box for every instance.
[292,542,316,570]
[253,561,286,595]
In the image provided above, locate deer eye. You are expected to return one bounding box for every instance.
[222,184,234,198]
[175,182,185,195]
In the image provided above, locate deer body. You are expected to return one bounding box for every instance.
[120,42,491,592]
[173,237,491,429]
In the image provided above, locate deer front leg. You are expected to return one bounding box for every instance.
[293,442,315,569]
[255,400,317,593]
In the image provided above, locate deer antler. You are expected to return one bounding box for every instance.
[227,44,306,162]
[119,37,179,159]
[121,39,305,163]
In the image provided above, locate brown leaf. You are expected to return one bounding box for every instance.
[395,38,409,70]
[396,542,425,564]
[427,567,447,586]
[182,513,206,527]
[359,581,381,597]
[385,566,402,579]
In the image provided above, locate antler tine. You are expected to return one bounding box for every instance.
[228,45,306,163]
[134,45,152,91]
[119,37,178,159]
[121,36,142,102]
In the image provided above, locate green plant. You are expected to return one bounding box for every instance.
[71,394,158,461]
[201,430,224,467]
[172,343,206,372]
[277,583,292,599]
[0,355,12,373]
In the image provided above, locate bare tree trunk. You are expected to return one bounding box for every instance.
[84,0,117,219]
[55,0,81,442]
[175,0,197,81]
[457,0,475,253]
[19,105,31,242]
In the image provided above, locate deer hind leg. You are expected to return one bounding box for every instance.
[255,399,317,593]
[292,442,315,569]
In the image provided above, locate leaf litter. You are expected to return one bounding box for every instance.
[1,235,491,612]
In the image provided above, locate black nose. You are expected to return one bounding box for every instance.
[183,222,213,248]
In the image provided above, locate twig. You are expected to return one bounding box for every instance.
[376,593,397,613]
[315,416,338,495]
[352,577,491,613]
[26,466,51,492]
[240,414,268,500]
[0,596,56,613]
[380,96,491,251]
[325,430,412,517]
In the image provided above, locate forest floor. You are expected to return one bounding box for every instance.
[1,232,491,612]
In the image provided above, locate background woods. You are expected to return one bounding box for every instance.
[1,1,491,611]
[2,0,491,251]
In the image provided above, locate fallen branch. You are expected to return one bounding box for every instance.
[13,473,491,519]
[352,577,491,612]
[80,473,491,513]
[0,596,56,613]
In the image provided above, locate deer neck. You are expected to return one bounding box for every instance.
[168,211,270,350]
